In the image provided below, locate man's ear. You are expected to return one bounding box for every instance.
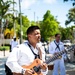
[27,34,31,38]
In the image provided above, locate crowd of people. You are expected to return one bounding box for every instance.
[5,26,74,75]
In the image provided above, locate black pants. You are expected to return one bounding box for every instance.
[9,45,12,52]
[5,64,13,75]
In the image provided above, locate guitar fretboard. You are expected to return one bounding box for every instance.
[45,46,74,64]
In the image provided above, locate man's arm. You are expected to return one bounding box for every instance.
[49,42,54,54]
[40,45,48,75]
[6,46,25,73]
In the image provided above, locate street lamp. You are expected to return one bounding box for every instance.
[37,16,39,25]
[34,12,35,22]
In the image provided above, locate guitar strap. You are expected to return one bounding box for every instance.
[27,43,42,59]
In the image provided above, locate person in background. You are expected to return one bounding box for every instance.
[10,37,18,52]
[9,37,13,52]
[49,33,66,75]
[6,26,48,75]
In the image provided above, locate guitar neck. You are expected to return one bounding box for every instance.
[45,45,74,64]
[45,50,66,64]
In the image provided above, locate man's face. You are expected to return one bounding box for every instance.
[55,34,61,42]
[28,29,41,43]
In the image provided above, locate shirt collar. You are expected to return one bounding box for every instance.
[54,40,60,44]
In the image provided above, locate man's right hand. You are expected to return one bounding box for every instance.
[25,69,33,75]
[54,52,58,55]
[54,52,62,59]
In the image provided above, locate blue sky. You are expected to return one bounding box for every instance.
[14,0,73,27]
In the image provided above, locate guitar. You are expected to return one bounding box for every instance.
[22,45,75,75]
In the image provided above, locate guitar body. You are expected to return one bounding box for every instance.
[22,58,43,75]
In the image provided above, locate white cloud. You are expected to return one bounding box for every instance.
[21,0,36,9]
[6,0,37,15]
[43,0,57,4]
[14,0,37,10]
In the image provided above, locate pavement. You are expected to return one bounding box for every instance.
[0,51,75,75]
[0,51,9,75]
[0,51,10,58]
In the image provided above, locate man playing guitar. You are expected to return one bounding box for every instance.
[6,26,48,75]
[49,33,66,75]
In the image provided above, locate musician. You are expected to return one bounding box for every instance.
[49,33,66,75]
[6,26,48,75]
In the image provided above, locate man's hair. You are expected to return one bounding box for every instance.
[14,38,16,41]
[55,33,60,37]
[27,26,40,35]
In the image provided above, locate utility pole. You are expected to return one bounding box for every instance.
[13,0,16,37]
[0,0,3,46]
[19,0,22,44]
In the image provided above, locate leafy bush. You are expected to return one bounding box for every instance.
[0,46,9,51]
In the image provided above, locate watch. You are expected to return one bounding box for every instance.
[21,69,25,75]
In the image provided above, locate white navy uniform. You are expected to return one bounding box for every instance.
[49,40,66,75]
[10,40,18,51]
[6,41,48,75]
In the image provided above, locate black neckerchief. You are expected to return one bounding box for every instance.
[54,40,60,51]
[27,43,40,59]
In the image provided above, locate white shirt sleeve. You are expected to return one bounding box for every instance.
[49,42,54,54]
[36,43,48,75]
[6,46,25,73]
[40,46,48,75]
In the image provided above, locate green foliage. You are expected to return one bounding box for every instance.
[41,10,59,41]
[4,13,14,29]
[17,15,30,39]
[64,0,75,6]
[43,10,54,21]
[15,23,20,38]
[0,0,12,24]
[22,16,30,39]
[0,46,9,51]
[0,0,10,17]
[0,0,14,35]
[65,7,75,25]
[31,21,36,26]
[59,26,73,41]
[22,16,30,27]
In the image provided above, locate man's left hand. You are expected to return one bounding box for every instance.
[40,63,47,70]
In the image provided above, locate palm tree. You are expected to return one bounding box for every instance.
[64,0,75,6]
[0,0,12,33]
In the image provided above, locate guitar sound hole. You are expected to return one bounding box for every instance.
[36,60,38,63]
[33,66,40,72]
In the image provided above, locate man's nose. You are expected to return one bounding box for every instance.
[38,34,41,37]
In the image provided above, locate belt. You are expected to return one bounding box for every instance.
[13,72,23,75]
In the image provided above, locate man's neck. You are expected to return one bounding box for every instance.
[28,41,36,48]
[56,40,60,43]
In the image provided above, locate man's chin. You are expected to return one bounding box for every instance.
[37,40,40,43]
